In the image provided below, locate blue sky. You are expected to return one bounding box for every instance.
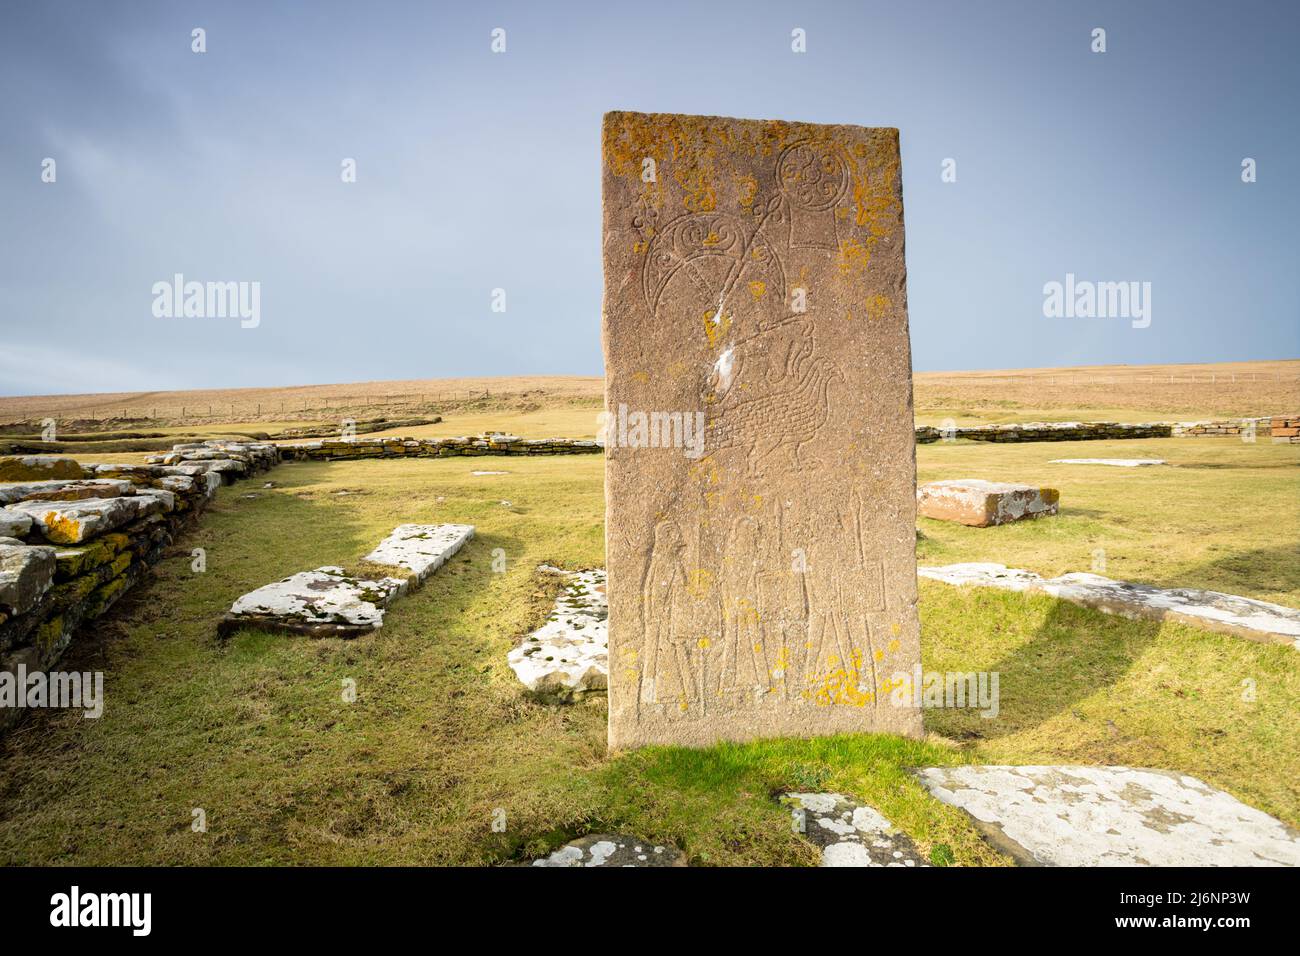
[1,0,1296,395]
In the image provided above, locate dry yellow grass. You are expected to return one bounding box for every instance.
[1,361,1294,428]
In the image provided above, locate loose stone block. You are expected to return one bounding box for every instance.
[0,456,89,482]
[528,834,685,867]
[362,523,475,586]
[781,792,928,867]
[0,508,32,538]
[219,567,404,639]
[603,112,921,747]
[916,766,1300,866]
[916,479,1059,527]
[918,562,1300,648]
[6,497,141,544]
[0,544,57,617]
[509,567,607,701]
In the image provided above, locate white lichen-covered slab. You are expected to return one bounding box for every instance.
[0,478,134,505]
[916,479,1059,527]
[508,567,607,701]
[1050,458,1166,467]
[220,566,405,638]
[917,766,1300,866]
[919,562,1300,648]
[781,793,929,867]
[362,523,474,584]
[5,496,162,544]
[529,834,684,867]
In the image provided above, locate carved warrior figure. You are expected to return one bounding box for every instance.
[603,112,920,748]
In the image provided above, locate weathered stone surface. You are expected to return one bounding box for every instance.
[917,766,1300,866]
[0,544,57,617]
[220,567,404,638]
[0,456,89,482]
[781,792,928,867]
[0,479,136,504]
[362,523,474,585]
[528,834,685,867]
[1050,458,1165,467]
[6,497,142,544]
[0,508,33,538]
[602,111,920,748]
[918,563,1300,648]
[916,479,1059,527]
[509,567,607,701]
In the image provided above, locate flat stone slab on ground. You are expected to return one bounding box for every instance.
[916,479,1059,527]
[528,834,685,867]
[1050,458,1166,467]
[508,566,607,702]
[781,792,928,867]
[362,523,474,585]
[917,766,1300,866]
[918,562,1300,648]
[220,567,405,638]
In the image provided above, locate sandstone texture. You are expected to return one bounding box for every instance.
[528,834,685,867]
[916,479,1059,527]
[509,566,607,701]
[782,792,928,867]
[918,562,1300,648]
[603,112,921,748]
[917,766,1300,866]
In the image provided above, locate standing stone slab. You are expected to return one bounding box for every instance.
[917,766,1300,867]
[602,112,921,748]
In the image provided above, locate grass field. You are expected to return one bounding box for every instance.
[1,360,1295,431]
[0,433,1295,866]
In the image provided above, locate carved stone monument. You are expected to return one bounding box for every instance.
[602,111,921,748]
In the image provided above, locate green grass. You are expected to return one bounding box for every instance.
[0,437,1295,865]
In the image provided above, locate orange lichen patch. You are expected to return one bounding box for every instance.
[748,280,767,300]
[686,569,715,599]
[837,238,872,277]
[865,293,891,320]
[702,308,732,347]
[735,173,759,208]
[811,650,874,707]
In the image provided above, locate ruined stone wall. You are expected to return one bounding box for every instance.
[915,417,1291,444]
[277,433,602,461]
[915,422,1171,444]
[1171,417,1274,438]
[1272,415,1300,443]
[0,443,278,731]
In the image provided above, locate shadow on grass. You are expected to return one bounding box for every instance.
[923,594,1159,742]
[1160,543,1300,602]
